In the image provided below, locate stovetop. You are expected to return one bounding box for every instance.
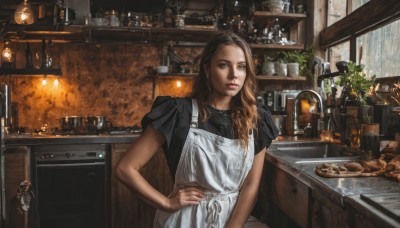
[11,126,142,136]
[361,193,400,222]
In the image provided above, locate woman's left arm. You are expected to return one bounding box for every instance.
[227,148,267,228]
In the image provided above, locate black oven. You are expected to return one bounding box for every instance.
[32,144,109,228]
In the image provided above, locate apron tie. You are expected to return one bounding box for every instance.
[206,199,222,226]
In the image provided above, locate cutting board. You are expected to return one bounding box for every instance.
[361,193,400,222]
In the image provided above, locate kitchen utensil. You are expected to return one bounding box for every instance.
[86,116,107,131]
[59,116,84,131]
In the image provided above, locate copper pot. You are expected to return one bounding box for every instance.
[59,116,84,131]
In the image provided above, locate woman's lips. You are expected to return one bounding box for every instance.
[226,83,239,89]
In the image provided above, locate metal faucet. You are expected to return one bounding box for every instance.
[293,89,324,135]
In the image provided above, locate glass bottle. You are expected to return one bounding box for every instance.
[339,86,360,146]
[53,0,63,25]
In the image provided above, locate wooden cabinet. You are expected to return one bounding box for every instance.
[310,190,351,228]
[4,146,31,228]
[260,160,310,227]
[250,11,309,83]
[110,143,173,228]
[251,11,307,50]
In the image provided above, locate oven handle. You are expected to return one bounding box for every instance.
[37,162,105,168]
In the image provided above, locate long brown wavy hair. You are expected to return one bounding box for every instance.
[190,32,258,148]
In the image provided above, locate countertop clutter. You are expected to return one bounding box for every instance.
[265,138,400,227]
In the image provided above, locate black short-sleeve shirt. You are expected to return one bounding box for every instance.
[141,96,279,177]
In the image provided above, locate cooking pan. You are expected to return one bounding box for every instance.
[60,116,84,131]
[86,116,107,131]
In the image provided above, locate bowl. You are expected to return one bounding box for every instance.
[155,66,169,74]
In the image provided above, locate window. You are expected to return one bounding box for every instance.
[356,19,400,78]
[327,0,347,26]
[352,0,370,10]
[324,0,400,78]
[328,41,350,72]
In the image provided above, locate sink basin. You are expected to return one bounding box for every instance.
[268,141,358,163]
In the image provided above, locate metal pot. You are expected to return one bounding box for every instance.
[86,116,107,131]
[60,116,84,131]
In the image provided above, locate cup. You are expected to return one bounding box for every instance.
[175,14,185,29]
[262,62,275,76]
[287,62,299,77]
[275,63,287,76]
[360,123,380,159]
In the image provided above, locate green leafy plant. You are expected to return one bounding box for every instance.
[263,54,274,63]
[275,47,315,80]
[337,61,376,105]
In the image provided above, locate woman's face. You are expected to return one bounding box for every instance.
[206,44,247,101]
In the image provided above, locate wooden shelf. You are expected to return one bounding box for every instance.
[3,24,218,44]
[249,11,307,51]
[249,43,305,50]
[252,11,307,25]
[154,73,197,79]
[0,68,62,76]
[256,75,307,81]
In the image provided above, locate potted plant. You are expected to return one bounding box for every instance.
[337,61,376,123]
[274,51,288,76]
[262,54,275,76]
[281,48,315,78]
[282,51,305,77]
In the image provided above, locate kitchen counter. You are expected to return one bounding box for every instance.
[266,138,400,227]
[5,134,140,146]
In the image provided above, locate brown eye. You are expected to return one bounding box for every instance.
[238,64,247,71]
[219,63,229,69]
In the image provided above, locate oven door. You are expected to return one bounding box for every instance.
[34,145,107,228]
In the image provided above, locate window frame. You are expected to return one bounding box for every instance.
[320,0,400,63]
[319,0,400,79]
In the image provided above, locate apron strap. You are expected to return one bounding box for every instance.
[191,99,199,128]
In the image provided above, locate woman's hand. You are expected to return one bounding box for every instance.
[165,186,205,212]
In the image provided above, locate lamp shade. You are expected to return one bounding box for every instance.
[14,0,35,25]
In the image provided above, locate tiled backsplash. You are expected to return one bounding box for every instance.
[0,42,200,130]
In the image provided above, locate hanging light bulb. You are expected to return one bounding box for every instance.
[2,42,14,68]
[53,79,59,87]
[14,0,35,25]
[2,42,13,62]
[42,78,47,86]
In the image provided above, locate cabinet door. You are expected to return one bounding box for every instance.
[310,191,350,228]
[261,161,309,227]
[111,144,173,228]
[4,146,31,228]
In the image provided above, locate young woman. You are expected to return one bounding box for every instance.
[116,32,279,227]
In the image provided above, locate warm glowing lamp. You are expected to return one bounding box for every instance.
[14,0,35,25]
[53,79,59,87]
[2,43,12,62]
[42,78,47,86]
[1,42,14,68]
[176,80,182,88]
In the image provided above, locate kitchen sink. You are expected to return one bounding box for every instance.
[268,141,359,163]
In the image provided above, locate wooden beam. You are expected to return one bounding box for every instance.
[320,0,400,48]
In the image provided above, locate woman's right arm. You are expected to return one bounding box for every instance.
[115,126,204,212]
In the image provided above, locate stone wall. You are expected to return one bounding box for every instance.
[0,42,200,130]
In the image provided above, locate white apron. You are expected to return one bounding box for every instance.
[154,99,265,228]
